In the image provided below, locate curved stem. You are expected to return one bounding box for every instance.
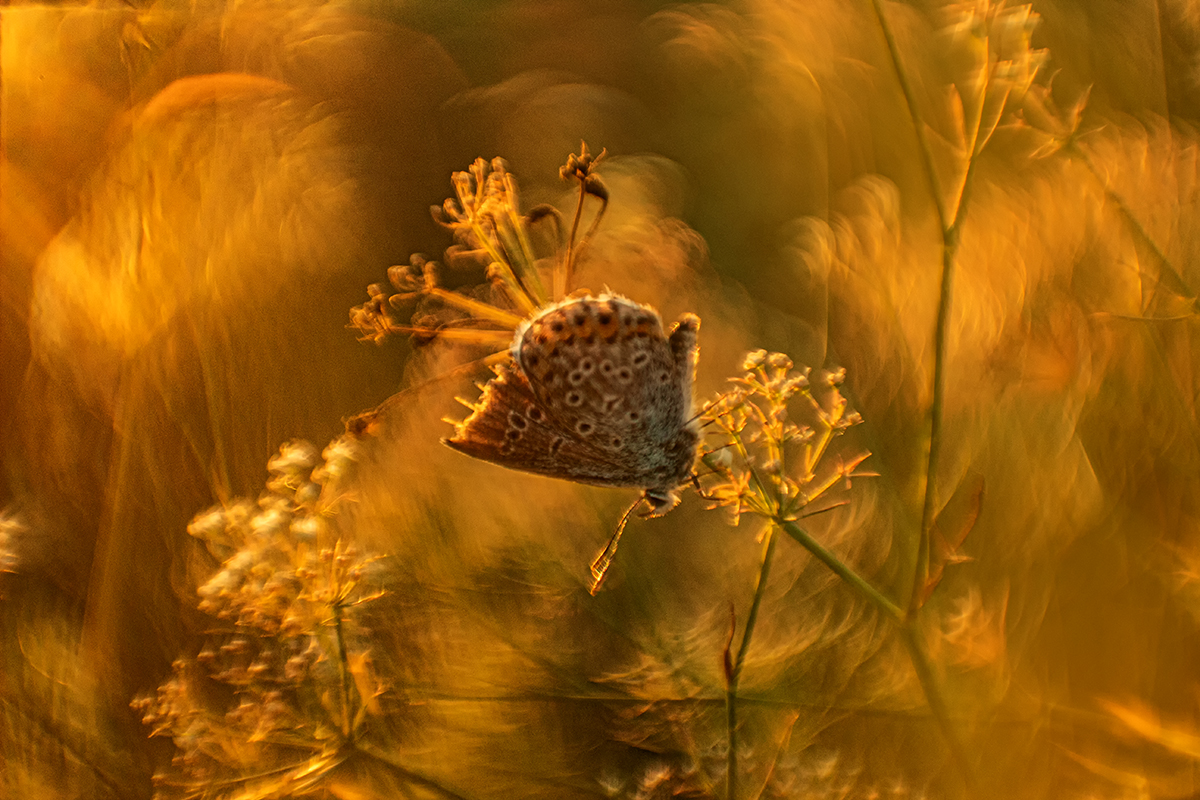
[558,180,588,300]
[911,223,956,616]
[571,192,609,270]
[866,3,982,787]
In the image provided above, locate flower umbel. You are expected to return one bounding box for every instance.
[704,351,872,800]
[348,145,611,357]
[133,436,384,800]
[700,351,870,527]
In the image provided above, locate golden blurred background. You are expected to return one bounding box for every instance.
[3,1,1200,798]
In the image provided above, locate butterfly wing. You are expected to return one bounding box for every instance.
[443,362,639,486]
[513,295,700,490]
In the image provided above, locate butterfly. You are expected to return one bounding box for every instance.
[444,293,701,591]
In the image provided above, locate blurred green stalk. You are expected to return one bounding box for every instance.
[725,525,778,800]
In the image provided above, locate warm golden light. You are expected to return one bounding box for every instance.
[2,2,1199,799]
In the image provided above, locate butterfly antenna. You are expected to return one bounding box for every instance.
[589,496,643,595]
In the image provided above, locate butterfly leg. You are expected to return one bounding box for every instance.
[589,496,644,594]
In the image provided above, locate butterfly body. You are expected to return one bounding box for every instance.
[444,294,700,512]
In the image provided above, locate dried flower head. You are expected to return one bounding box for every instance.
[559,140,609,201]
[136,435,384,799]
[699,351,870,527]
[349,145,614,359]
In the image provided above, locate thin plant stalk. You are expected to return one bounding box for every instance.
[425,287,526,328]
[867,0,982,616]
[726,524,779,800]
[571,192,608,275]
[558,179,588,300]
[868,0,950,230]
[501,173,549,303]
[556,148,609,300]
[779,521,902,621]
[866,0,990,787]
[897,625,974,783]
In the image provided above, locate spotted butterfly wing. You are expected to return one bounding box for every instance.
[444,294,700,504]
[442,361,633,483]
[513,295,699,495]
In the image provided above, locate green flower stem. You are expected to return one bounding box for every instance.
[897,624,976,786]
[867,0,984,619]
[780,520,975,786]
[869,0,945,611]
[779,521,903,621]
[733,527,779,682]
[912,145,977,614]
[727,524,779,800]
[866,4,986,785]
[912,216,960,616]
